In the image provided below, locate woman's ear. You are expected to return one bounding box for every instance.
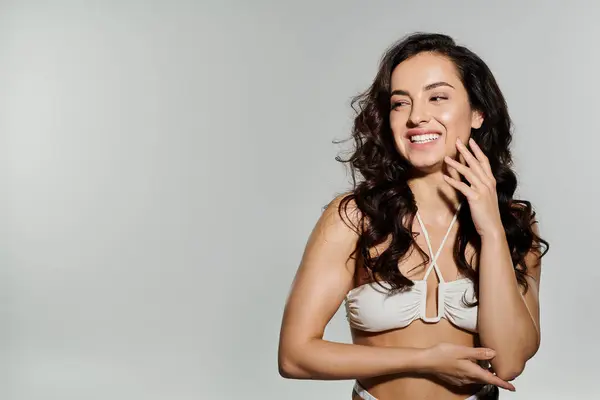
[471,110,484,129]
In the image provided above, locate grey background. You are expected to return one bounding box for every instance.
[0,1,595,399]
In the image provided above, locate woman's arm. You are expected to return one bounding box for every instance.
[442,138,543,382]
[477,221,542,381]
[277,195,429,380]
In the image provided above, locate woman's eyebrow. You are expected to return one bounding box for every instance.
[424,81,455,91]
[390,81,455,97]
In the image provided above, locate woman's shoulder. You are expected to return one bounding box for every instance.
[305,192,367,244]
[322,192,365,232]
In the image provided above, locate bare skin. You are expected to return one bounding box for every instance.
[279,52,541,399]
[350,212,486,400]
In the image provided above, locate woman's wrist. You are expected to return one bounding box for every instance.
[392,346,433,374]
[415,346,436,374]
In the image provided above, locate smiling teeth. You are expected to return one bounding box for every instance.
[410,133,440,143]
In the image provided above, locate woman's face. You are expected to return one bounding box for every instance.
[389,52,483,172]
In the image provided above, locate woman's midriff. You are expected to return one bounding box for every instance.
[350,319,484,400]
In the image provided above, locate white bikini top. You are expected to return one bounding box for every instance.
[344,203,478,333]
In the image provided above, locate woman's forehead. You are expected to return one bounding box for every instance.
[390,53,462,91]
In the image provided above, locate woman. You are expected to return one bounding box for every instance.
[278,32,549,400]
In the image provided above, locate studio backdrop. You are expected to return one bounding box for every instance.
[0,1,597,399]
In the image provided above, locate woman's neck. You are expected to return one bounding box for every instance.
[408,170,462,223]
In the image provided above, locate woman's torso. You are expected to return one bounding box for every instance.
[350,320,482,399]
[346,212,485,400]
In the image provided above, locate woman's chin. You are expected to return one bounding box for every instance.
[407,156,444,173]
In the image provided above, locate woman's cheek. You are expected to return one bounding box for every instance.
[389,113,404,139]
[389,110,403,126]
[435,108,455,125]
[435,107,471,141]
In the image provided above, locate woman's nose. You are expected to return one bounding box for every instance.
[408,102,431,126]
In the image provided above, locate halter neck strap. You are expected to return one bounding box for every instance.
[415,203,462,282]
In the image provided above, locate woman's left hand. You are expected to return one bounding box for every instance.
[443,138,504,238]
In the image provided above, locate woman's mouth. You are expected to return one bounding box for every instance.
[409,133,441,144]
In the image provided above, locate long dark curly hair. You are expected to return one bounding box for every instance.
[335,32,549,298]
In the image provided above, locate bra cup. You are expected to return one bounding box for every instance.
[442,281,478,332]
[345,281,425,332]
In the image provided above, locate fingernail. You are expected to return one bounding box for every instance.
[456,138,461,144]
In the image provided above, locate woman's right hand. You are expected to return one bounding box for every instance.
[422,343,516,392]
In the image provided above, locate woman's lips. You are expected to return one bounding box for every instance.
[406,132,442,149]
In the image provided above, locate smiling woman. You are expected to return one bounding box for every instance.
[278,32,549,400]
[389,53,483,172]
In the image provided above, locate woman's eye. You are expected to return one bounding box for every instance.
[391,101,409,109]
[431,96,448,102]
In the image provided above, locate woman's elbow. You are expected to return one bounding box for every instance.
[278,348,309,379]
[494,334,538,381]
[278,357,300,379]
[494,362,525,382]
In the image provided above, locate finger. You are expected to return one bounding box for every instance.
[442,174,478,199]
[465,347,496,361]
[468,138,494,179]
[442,175,477,198]
[444,156,463,183]
[456,138,488,183]
[444,157,484,188]
[479,370,516,392]
[466,363,516,391]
